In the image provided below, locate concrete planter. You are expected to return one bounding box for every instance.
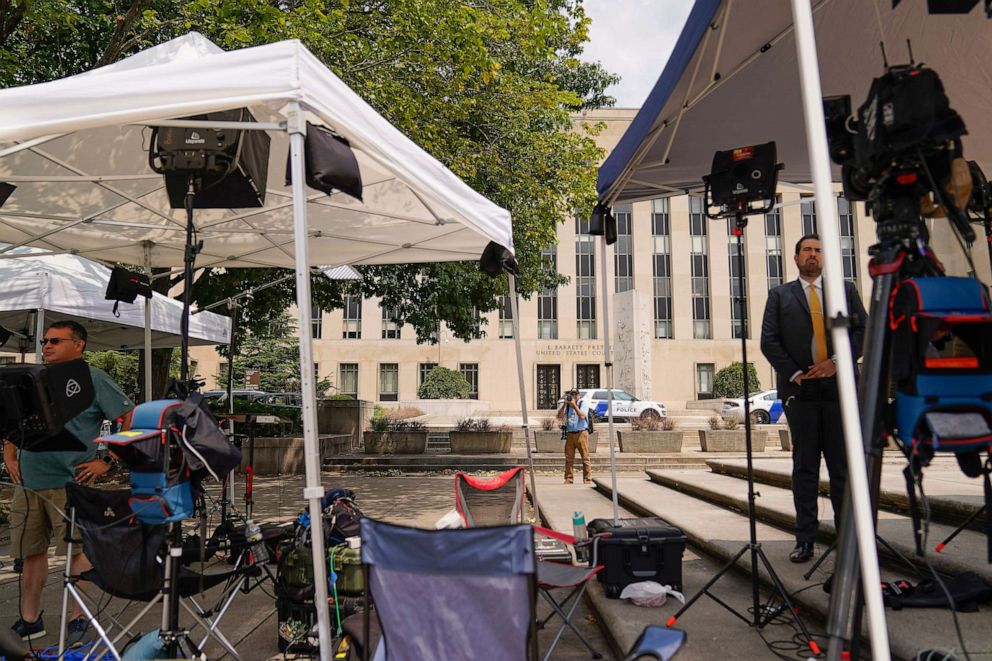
[242,435,347,475]
[534,430,564,453]
[618,430,683,453]
[779,428,792,451]
[698,430,767,452]
[449,430,513,454]
[363,431,429,455]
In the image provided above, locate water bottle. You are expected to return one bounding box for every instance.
[245,519,269,564]
[572,511,589,563]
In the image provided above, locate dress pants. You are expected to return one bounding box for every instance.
[785,396,847,542]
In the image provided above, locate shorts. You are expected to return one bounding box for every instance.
[9,486,79,557]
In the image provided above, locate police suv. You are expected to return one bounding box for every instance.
[576,389,667,422]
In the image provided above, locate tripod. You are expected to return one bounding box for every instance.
[666,211,820,657]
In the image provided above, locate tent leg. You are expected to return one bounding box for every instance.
[287,103,333,661]
[143,241,153,402]
[34,308,44,363]
[507,273,539,519]
[598,237,618,525]
[788,2,890,659]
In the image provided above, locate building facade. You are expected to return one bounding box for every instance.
[192,108,987,411]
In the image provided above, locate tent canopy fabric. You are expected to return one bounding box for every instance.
[0,32,514,269]
[597,0,992,204]
[0,246,230,351]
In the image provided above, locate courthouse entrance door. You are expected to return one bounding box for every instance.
[536,364,561,410]
[576,364,600,390]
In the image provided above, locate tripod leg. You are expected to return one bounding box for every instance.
[936,504,985,552]
[755,547,821,656]
[666,543,750,627]
[803,539,836,581]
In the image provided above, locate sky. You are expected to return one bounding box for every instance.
[580,0,694,108]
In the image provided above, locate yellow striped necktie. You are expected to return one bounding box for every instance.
[808,283,829,364]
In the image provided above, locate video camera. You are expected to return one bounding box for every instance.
[823,63,975,242]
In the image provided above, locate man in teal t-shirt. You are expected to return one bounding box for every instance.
[3,321,134,644]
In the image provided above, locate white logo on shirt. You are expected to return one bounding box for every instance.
[66,379,81,398]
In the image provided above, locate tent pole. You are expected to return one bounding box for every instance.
[34,308,44,363]
[507,273,539,519]
[598,236,619,525]
[143,242,153,402]
[789,2,890,659]
[287,103,333,661]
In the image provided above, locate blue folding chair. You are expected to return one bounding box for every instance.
[360,518,539,661]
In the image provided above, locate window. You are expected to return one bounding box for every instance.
[575,217,597,339]
[381,305,400,339]
[339,363,358,397]
[726,220,747,339]
[418,363,438,389]
[651,199,673,339]
[614,203,633,293]
[800,196,817,236]
[538,246,558,339]
[689,196,711,339]
[838,196,858,285]
[311,305,323,339]
[342,294,362,339]
[379,363,398,402]
[497,295,514,339]
[576,364,600,390]
[696,363,715,400]
[614,391,634,402]
[764,202,783,290]
[459,363,479,400]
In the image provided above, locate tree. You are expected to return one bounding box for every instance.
[224,312,332,395]
[86,350,139,399]
[712,362,762,399]
[417,367,471,400]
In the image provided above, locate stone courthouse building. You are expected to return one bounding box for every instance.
[193,108,987,411]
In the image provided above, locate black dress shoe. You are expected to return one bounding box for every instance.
[789,542,814,563]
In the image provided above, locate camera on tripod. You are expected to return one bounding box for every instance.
[823,63,974,242]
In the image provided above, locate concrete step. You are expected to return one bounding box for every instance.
[324,453,711,473]
[594,474,992,661]
[708,457,988,533]
[646,468,992,586]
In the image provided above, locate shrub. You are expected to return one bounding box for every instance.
[370,416,391,432]
[386,407,425,420]
[712,362,762,399]
[631,416,662,432]
[708,416,723,431]
[455,417,492,432]
[540,418,557,431]
[723,417,740,430]
[328,393,354,400]
[661,417,677,431]
[418,367,471,399]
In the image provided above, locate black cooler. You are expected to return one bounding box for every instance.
[588,517,686,598]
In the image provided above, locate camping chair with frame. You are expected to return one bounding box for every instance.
[57,482,266,659]
[454,466,605,660]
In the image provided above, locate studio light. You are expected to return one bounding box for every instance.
[588,203,617,245]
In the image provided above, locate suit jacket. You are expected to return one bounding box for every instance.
[760,278,868,400]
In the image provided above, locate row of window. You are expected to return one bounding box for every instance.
[335,362,479,401]
[310,195,859,344]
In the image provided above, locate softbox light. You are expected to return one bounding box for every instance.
[589,204,618,245]
[285,123,363,201]
[0,326,11,349]
[0,182,14,207]
[479,241,519,277]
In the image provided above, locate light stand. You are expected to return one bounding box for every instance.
[666,208,818,656]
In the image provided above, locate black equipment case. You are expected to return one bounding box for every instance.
[587,517,687,598]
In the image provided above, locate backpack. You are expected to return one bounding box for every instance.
[888,276,992,559]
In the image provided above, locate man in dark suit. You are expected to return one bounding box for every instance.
[760,234,867,563]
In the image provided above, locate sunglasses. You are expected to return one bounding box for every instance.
[41,337,78,346]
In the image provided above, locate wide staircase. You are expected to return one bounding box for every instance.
[563,455,992,660]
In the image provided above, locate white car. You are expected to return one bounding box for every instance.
[576,389,666,421]
[721,389,785,425]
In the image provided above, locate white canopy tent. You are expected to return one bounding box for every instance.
[0,246,230,355]
[0,32,518,659]
[597,2,992,659]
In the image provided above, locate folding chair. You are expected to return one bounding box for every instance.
[58,482,263,660]
[454,467,604,660]
[454,466,526,526]
[359,518,539,661]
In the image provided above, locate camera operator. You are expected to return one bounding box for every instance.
[4,321,134,646]
[557,388,591,484]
